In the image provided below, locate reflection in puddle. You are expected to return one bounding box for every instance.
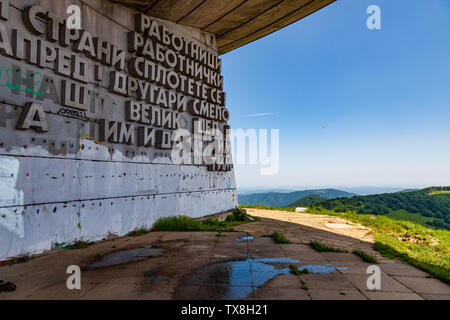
[235,236,254,242]
[175,254,351,300]
[85,246,164,270]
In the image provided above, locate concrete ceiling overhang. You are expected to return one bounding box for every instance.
[110,0,336,54]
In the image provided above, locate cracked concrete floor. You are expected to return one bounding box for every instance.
[0,210,449,300]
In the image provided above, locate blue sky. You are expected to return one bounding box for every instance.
[222,0,450,189]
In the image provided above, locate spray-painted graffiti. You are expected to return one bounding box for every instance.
[79,134,107,151]
[0,66,47,96]
[57,107,89,122]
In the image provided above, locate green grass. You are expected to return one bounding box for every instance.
[225,208,252,222]
[289,264,309,277]
[65,240,91,249]
[309,241,348,253]
[242,205,450,284]
[352,250,379,264]
[151,215,252,232]
[269,232,292,244]
[304,208,450,284]
[2,258,18,266]
[386,209,437,227]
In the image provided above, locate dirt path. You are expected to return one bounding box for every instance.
[235,208,390,263]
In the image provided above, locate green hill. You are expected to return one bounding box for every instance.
[238,189,355,207]
[311,187,450,230]
[288,194,328,206]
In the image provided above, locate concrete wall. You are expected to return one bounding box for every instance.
[0,0,237,259]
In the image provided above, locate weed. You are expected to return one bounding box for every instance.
[66,240,90,249]
[309,241,347,253]
[352,250,379,264]
[270,232,292,244]
[152,216,237,232]
[225,208,251,222]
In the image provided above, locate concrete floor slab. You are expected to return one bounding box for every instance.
[420,293,450,300]
[362,291,423,300]
[300,273,356,290]
[259,274,303,289]
[379,263,429,277]
[307,289,367,300]
[255,288,310,300]
[393,276,450,294]
[343,273,412,293]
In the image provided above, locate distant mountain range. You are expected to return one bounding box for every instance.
[238,189,356,207]
[238,186,421,196]
[239,187,450,230]
[288,194,328,207]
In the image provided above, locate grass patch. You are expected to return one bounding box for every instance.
[225,208,251,222]
[152,216,235,232]
[65,240,90,249]
[386,209,437,227]
[305,207,450,284]
[95,253,104,259]
[270,232,292,244]
[152,209,256,233]
[0,256,30,267]
[309,241,348,253]
[289,264,309,275]
[242,205,450,284]
[352,250,379,264]
[54,240,91,250]
[128,227,149,237]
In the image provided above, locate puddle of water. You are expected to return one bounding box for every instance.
[176,254,352,299]
[235,236,254,242]
[85,246,163,270]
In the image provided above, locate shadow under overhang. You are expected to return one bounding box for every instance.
[109,0,336,54]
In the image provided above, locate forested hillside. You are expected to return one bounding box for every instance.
[311,187,450,230]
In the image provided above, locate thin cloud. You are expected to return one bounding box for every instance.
[246,113,279,117]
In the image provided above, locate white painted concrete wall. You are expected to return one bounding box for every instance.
[0,0,238,259]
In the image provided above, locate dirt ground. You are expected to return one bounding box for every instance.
[0,209,449,300]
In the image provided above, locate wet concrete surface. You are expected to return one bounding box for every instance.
[174,253,353,299]
[85,246,164,270]
[0,213,448,300]
[235,236,254,242]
